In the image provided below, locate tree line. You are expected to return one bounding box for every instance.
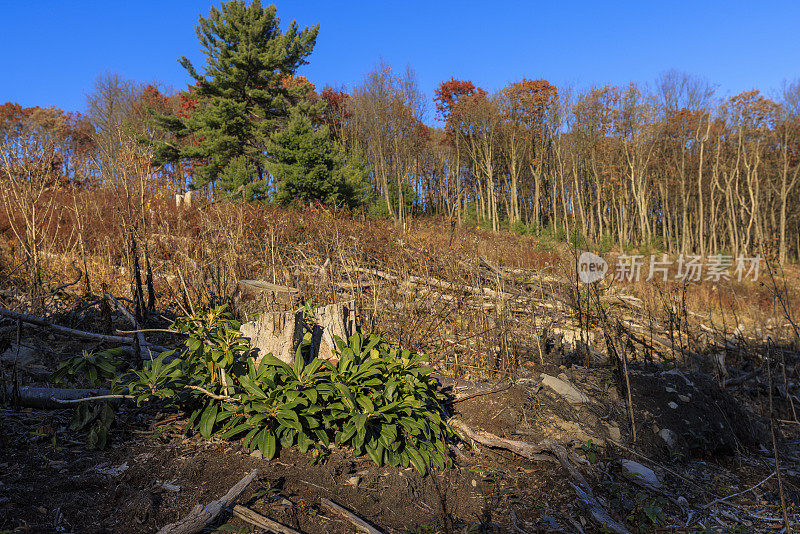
[2,0,799,263]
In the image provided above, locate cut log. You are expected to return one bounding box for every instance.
[241,310,304,367]
[156,469,258,534]
[310,300,355,362]
[240,300,356,366]
[234,280,299,319]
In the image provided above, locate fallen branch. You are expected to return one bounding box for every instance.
[185,385,236,402]
[232,504,300,534]
[621,319,704,365]
[702,472,775,510]
[320,497,384,534]
[156,469,259,534]
[50,394,133,404]
[2,386,119,409]
[0,307,164,350]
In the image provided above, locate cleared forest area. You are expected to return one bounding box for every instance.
[2,1,800,532]
[1,199,799,532]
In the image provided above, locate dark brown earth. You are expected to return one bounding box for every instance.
[1,333,799,533]
[1,402,575,534]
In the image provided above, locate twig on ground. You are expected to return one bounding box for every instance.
[320,497,384,534]
[50,394,133,404]
[702,472,775,509]
[185,385,236,402]
[0,307,165,350]
[232,504,300,534]
[451,382,513,403]
[156,469,258,534]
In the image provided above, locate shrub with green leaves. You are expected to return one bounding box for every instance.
[70,402,116,450]
[324,334,453,473]
[121,306,454,475]
[51,348,128,386]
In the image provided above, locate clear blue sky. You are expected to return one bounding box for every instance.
[2,0,799,121]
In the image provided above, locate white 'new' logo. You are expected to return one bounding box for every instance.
[578,252,608,284]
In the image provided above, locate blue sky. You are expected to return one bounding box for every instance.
[1,0,799,122]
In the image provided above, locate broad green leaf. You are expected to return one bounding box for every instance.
[199,404,219,439]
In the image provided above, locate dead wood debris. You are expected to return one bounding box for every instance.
[156,468,258,534]
[320,497,384,534]
[448,417,632,534]
[232,504,300,534]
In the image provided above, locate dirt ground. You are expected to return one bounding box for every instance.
[1,403,573,533]
[2,356,799,533]
[2,306,800,533]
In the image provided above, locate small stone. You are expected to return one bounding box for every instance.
[659,428,679,448]
[665,387,676,393]
[540,373,590,404]
[471,479,477,487]
[668,401,678,409]
[605,424,621,442]
[678,394,690,402]
[620,460,661,489]
[250,449,263,459]
[162,482,181,492]
[346,476,360,487]
[554,418,599,444]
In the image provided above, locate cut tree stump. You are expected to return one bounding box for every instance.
[240,310,304,367]
[234,280,299,319]
[310,300,355,362]
[241,300,356,366]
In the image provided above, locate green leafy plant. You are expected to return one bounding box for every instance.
[324,332,453,475]
[121,351,185,405]
[627,493,666,533]
[51,348,127,386]
[171,305,249,388]
[70,402,116,450]
[117,307,454,475]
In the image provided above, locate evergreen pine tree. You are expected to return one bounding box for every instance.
[266,112,367,207]
[154,1,319,199]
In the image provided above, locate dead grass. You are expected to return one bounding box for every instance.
[1,190,798,379]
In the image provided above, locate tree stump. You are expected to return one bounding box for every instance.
[234,280,299,320]
[241,300,356,367]
[240,310,304,366]
[310,300,355,362]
